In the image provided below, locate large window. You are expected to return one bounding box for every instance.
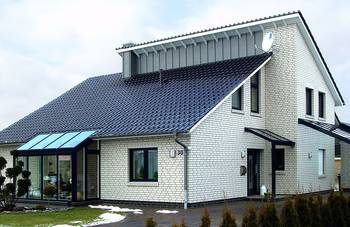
[276,149,285,171]
[318,149,325,175]
[43,156,57,200]
[28,156,42,199]
[250,72,260,113]
[306,88,313,116]
[130,148,158,182]
[232,87,243,111]
[319,92,325,118]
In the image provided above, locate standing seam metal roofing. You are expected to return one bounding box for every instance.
[0,53,272,144]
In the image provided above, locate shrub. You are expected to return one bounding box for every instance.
[219,206,237,227]
[242,206,258,227]
[43,184,56,208]
[294,195,310,227]
[0,157,31,211]
[320,202,333,227]
[258,203,280,227]
[200,208,211,227]
[145,217,157,227]
[308,197,321,227]
[280,198,299,227]
[328,193,346,227]
[179,219,187,227]
[34,204,46,211]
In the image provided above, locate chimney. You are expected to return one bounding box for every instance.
[122,42,138,79]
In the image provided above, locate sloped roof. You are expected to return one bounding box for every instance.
[0,53,272,144]
[298,118,350,144]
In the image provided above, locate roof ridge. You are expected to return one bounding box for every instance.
[116,11,300,50]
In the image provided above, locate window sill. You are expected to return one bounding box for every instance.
[305,114,314,120]
[318,175,326,179]
[231,109,244,115]
[250,112,262,118]
[127,182,159,187]
[318,117,326,122]
[269,171,285,176]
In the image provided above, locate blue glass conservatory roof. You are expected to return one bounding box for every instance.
[17,130,95,151]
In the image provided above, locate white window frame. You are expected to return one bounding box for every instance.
[318,149,325,176]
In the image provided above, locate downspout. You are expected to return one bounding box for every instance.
[174,132,189,209]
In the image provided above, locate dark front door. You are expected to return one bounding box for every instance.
[247,149,260,196]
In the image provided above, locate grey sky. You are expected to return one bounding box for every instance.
[0,0,349,130]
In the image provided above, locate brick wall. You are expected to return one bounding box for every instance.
[100,135,188,203]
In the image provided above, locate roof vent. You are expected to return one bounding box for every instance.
[122,42,136,48]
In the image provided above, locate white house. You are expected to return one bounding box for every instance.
[1,11,350,208]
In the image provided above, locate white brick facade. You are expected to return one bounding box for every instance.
[100,135,188,203]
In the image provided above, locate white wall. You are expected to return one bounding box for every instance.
[100,135,187,203]
[297,125,335,192]
[189,67,267,203]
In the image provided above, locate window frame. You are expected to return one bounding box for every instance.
[250,72,260,113]
[129,148,158,182]
[318,92,326,118]
[318,149,325,176]
[276,148,285,171]
[306,88,314,116]
[232,86,243,111]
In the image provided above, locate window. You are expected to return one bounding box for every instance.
[250,72,260,113]
[306,88,313,116]
[318,149,325,175]
[130,148,158,182]
[276,149,285,171]
[319,92,325,118]
[232,87,243,110]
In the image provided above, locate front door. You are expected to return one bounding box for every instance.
[247,149,260,195]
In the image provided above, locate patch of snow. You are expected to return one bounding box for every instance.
[89,205,142,214]
[83,212,125,226]
[53,225,75,227]
[156,210,179,214]
[70,221,82,224]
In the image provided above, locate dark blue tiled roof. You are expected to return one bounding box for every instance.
[0,53,272,144]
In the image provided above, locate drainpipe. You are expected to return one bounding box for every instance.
[174,132,189,209]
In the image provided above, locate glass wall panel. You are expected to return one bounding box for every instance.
[43,156,57,200]
[87,154,99,199]
[148,150,158,181]
[16,156,28,198]
[28,156,41,199]
[58,155,71,200]
[132,150,144,180]
[76,149,85,201]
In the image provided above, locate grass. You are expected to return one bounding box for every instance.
[0,207,106,226]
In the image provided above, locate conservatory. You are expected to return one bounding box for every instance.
[14,130,100,203]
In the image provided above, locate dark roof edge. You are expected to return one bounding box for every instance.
[297,11,345,105]
[116,11,300,50]
[298,118,350,144]
[92,131,189,140]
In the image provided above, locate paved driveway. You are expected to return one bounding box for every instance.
[99,200,284,227]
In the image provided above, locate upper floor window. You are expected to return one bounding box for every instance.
[130,148,158,182]
[306,88,313,116]
[250,72,260,113]
[232,87,243,111]
[319,92,325,118]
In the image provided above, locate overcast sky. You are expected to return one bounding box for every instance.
[0,0,349,130]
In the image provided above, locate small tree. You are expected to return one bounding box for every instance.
[0,156,31,211]
[258,203,280,227]
[200,208,211,227]
[145,217,157,227]
[308,197,321,227]
[242,206,258,227]
[280,198,299,227]
[219,206,237,227]
[294,195,310,227]
[43,184,56,208]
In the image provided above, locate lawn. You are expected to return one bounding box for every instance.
[0,207,106,226]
